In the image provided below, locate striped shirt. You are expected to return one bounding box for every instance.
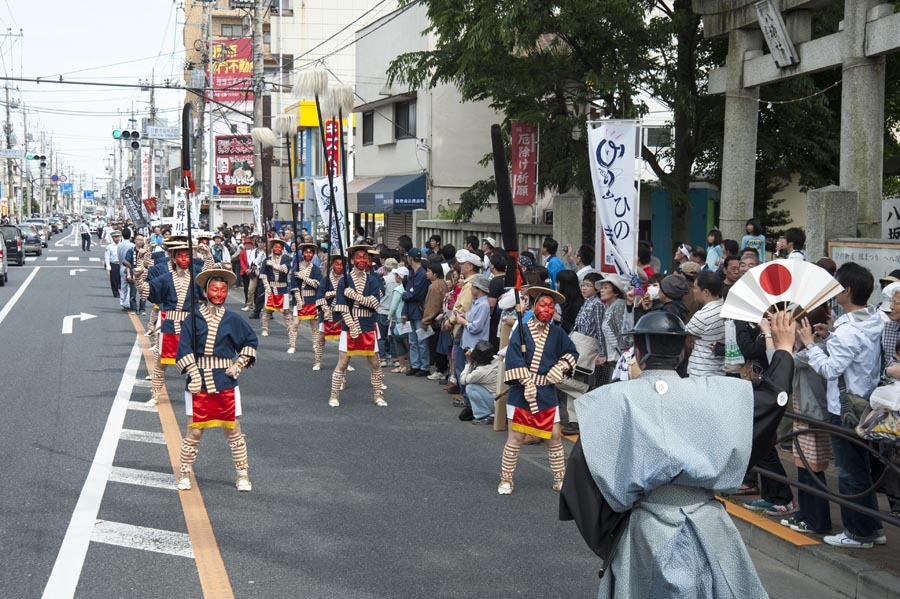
[685,299,726,377]
[883,318,900,371]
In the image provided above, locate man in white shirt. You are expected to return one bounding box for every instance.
[685,271,726,377]
[776,227,807,260]
[117,229,136,312]
[574,245,594,283]
[79,220,91,251]
[799,262,884,549]
[105,230,122,298]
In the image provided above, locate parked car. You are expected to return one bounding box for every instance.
[0,224,26,266]
[0,230,8,286]
[17,224,42,256]
[48,217,62,234]
[24,219,49,247]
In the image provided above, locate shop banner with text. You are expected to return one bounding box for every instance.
[510,121,537,205]
[587,121,638,276]
[215,135,255,196]
[211,38,253,103]
[313,177,349,250]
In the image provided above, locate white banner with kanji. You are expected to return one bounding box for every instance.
[172,187,189,235]
[587,121,638,276]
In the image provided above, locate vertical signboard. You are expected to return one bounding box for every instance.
[510,121,537,205]
[211,38,253,103]
[324,120,340,177]
[140,147,151,200]
[215,135,255,196]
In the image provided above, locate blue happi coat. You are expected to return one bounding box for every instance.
[176,304,258,394]
[334,269,383,334]
[290,257,322,307]
[504,319,578,412]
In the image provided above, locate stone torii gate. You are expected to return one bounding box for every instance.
[695,0,900,241]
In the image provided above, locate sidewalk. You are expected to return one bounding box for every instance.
[722,449,900,599]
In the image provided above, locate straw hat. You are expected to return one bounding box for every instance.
[196,268,237,289]
[524,285,565,304]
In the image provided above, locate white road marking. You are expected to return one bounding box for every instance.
[90,520,193,559]
[119,429,167,445]
[49,249,73,252]
[54,227,78,247]
[67,257,79,262]
[127,400,157,412]
[108,466,175,490]
[61,312,97,335]
[69,268,88,276]
[0,267,40,328]
[132,379,151,388]
[26,257,37,262]
[89,257,100,263]
[46,256,58,262]
[41,337,142,599]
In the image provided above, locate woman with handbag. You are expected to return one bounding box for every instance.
[422,263,449,380]
[596,274,631,386]
[561,272,606,435]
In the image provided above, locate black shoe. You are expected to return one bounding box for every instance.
[562,423,580,436]
[415,370,429,377]
[446,384,460,394]
[406,369,420,376]
[472,415,494,425]
[248,315,260,319]
[458,406,474,421]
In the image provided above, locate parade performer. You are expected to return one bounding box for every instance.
[498,286,577,494]
[259,236,296,351]
[143,237,212,338]
[329,245,385,407]
[559,311,796,598]
[146,244,206,406]
[290,242,322,358]
[175,268,258,492]
[313,254,346,371]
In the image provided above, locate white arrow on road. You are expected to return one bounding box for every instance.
[62,312,96,334]
[69,268,88,276]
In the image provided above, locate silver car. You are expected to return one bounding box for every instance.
[0,229,8,286]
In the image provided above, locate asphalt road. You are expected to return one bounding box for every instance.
[0,227,849,598]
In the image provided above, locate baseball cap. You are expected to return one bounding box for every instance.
[482,237,497,248]
[407,248,422,260]
[395,266,410,279]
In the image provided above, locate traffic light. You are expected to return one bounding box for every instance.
[26,154,47,167]
[112,129,141,150]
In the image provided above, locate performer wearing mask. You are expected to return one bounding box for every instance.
[329,245,385,407]
[146,244,206,406]
[175,269,258,492]
[260,237,296,352]
[314,255,346,371]
[499,286,578,495]
[290,242,322,358]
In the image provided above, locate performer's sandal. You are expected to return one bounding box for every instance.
[328,397,340,407]
[497,480,514,495]
[346,364,355,372]
[287,347,295,354]
[374,397,388,407]
[312,362,322,371]
[552,476,565,493]
[261,330,269,337]
[235,470,252,492]
[176,474,192,491]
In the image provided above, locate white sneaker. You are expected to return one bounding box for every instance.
[347,364,355,372]
[381,383,388,390]
[287,347,295,354]
[144,397,158,407]
[176,474,192,491]
[235,470,252,492]
[241,306,250,312]
[497,480,514,495]
[427,371,443,380]
[873,529,887,545]
[379,359,388,367]
[312,362,321,371]
[824,531,873,549]
[261,330,269,337]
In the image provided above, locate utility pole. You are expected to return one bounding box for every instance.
[148,70,157,203]
[4,84,13,221]
[194,0,209,197]
[253,0,264,216]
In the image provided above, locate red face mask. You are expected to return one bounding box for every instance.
[302,249,314,262]
[272,243,283,256]
[207,281,228,305]
[534,295,556,323]
[332,260,344,276]
[175,250,191,270]
[353,250,371,272]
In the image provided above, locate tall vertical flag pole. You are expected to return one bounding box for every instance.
[181,102,199,355]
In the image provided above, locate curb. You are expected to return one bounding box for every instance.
[729,507,900,599]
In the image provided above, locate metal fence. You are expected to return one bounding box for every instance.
[752,410,900,529]
[414,219,553,255]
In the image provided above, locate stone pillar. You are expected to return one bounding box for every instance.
[807,185,858,261]
[553,190,583,255]
[719,28,763,242]
[839,0,886,239]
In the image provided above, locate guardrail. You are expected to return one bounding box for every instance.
[752,410,900,529]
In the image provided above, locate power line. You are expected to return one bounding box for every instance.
[289,0,393,65]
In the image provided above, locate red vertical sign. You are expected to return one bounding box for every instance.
[325,120,341,177]
[510,121,537,205]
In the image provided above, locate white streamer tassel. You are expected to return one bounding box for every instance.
[250,127,278,149]
[292,70,329,99]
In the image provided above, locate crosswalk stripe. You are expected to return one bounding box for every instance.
[67,257,79,262]
[108,466,175,490]
[91,520,194,558]
[119,429,166,445]
[89,258,100,262]
[26,257,36,262]
[127,400,157,412]
[132,379,151,388]
[46,256,58,262]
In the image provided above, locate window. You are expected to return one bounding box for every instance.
[263,30,271,46]
[362,111,374,146]
[221,24,243,38]
[394,100,416,140]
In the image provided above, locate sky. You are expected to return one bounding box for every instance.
[1,1,185,193]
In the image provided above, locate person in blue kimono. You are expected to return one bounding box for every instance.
[499,285,578,495]
[313,254,346,371]
[175,268,258,492]
[329,245,386,408]
[290,242,322,357]
[560,310,797,598]
[259,237,295,351]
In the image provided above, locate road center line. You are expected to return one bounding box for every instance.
[0,267,40,327]
[41,336,142,599]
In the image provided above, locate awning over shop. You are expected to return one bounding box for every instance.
[348,173,426,214]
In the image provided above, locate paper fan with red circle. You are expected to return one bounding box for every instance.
[720,259,843,323]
